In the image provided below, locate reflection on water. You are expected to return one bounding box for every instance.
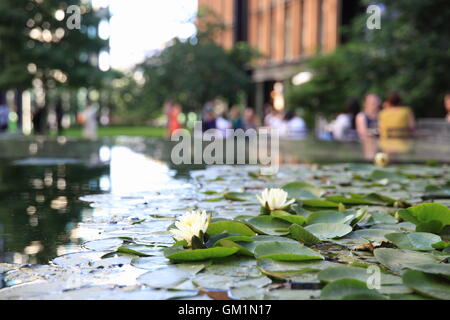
[0,160,108,264]
[0,143,191,265]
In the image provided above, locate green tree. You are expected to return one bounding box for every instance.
[287,0,450,118]
[0,0,111,131]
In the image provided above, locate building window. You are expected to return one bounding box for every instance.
[284,1,292,60]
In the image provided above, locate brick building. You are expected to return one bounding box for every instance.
[197,0,362,114]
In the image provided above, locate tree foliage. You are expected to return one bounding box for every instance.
[0,0,109,91]
[287,0,450,117]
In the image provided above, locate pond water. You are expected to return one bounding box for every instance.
[1,136,450,265]
[0,136,449,299]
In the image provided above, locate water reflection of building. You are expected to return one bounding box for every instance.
[198,0,363,114]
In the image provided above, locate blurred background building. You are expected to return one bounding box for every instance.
[198,0,363,114]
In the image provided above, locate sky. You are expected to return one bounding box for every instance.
[92,0,198,70]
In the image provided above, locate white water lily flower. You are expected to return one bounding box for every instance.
[374,152,389,167]
[256,188,295,211]
[169,210,211,247]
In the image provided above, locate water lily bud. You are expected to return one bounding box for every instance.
[374,152,389,167]
[256,188,295,211]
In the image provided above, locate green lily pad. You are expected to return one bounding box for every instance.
[304,223,353,240]
[318,266,402,285]
[246,216,291,235]
[216,239,254,257]
[402,270,450,300]
[282,182,325,199]
[306,210,354,225]
[164,245,239,262]
[270,210,306,226]
[348,229,395,242]
[137,263,205,288]
[320,279,387,300]
[240,236,298,254]
[326,195,375,206]
[398,203,450,234]
[254,241,324,261]
[302,199,340,208]
[257,258,335,273]
[374,248,443,274]
[407,264,450,278]
[207,220,256,236]
[370,212,398,224]
[369,170,406,183]
[223,192,248,201]
[289,224,321,245]
[424,183,450,199]
[385,232,442,251]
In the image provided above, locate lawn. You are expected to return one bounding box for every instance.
[63,126,166,138]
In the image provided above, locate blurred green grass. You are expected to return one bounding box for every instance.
[63,126,166,138]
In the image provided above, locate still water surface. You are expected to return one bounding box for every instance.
[0,143,184,264]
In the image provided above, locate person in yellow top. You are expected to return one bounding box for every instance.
[379,92,415,139]
[378,92,415,154]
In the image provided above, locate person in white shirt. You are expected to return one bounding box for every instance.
[329,99,359,141]
[281,110,308,139]
[215,113,232,138]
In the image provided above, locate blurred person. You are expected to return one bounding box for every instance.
[264,104,283,130]
[243,107,258,130]
[329,99,359,141]
[32,107,46,135]
[55,98,64,136]
[0,94,9,133]
[379,92,415,139]
[356,94,381,139]
[444,93,450,123]
[202,103,216,132]
[166,101,182,136]
[280,110,307,139]
[216,112,232,137]
[82,101,98,140]
[229,106,243,130]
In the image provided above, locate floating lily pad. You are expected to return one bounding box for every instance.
[270,210,306,225]
[402,270,450,300]
[254,241,324,261]
[320,279,387,300]
[385,232,441,251]
[318,266,402,285]
[137,264,205,288]
[374,248,443,274]
[348,229,394,242]
[207,221,256,236]
[245,216,291,236]
[407,264,450,278]
[82,238,124,252]
[289,224,321,245]
[398,203,450,234]
[164,246,239,262]
[282,182,325,199]
[306,210,354,225]
[302,199,340,208]
[304,223,353,240]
